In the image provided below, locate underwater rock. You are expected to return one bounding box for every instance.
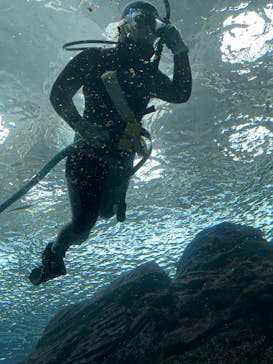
[23,223,273,364]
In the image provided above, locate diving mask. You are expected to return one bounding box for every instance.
[127,7,167,37]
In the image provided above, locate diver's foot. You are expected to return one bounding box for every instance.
[29,243,66,285]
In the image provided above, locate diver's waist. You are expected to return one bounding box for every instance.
[73,132,133,156]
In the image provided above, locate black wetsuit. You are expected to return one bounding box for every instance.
[50,41,192,250]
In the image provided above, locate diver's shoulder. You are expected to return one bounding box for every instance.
[99,46,118,58]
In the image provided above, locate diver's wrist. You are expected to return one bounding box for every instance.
[173,46,189,55]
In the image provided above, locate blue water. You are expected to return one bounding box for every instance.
[0,0,272,362]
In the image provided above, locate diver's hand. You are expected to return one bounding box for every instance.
[158,24,188,54]
[74,118,110,148]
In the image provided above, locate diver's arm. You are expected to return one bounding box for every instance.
[50,49,96,128]
[152,50,192,103]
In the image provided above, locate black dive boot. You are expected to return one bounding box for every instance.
[29,243,66,285]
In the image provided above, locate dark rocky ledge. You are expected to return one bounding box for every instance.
[23,223,273,364]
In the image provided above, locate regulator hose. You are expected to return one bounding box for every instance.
[63,40,118,51]
[153,0,171,69]
[0,140,84,214]
[164,0,171,20]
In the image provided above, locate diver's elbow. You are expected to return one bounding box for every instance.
[180,83,192,103]
[174,89,191,103]
[182,90,192,103]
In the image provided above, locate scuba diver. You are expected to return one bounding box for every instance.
[29,0,192,285]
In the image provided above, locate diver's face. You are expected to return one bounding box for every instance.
[123,9,157,44]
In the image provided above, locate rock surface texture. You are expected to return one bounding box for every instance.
[23,223,273,364]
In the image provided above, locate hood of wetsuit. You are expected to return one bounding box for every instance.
[121,1,159,20]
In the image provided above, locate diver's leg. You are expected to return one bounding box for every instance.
[29,151,106,285]
[51,199,99,257]
[51,152,106,257]
[52,150,106,257]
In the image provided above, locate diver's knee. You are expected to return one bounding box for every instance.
[74,231,90,245]
[72,216,96,236]
[73,224,90,239]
